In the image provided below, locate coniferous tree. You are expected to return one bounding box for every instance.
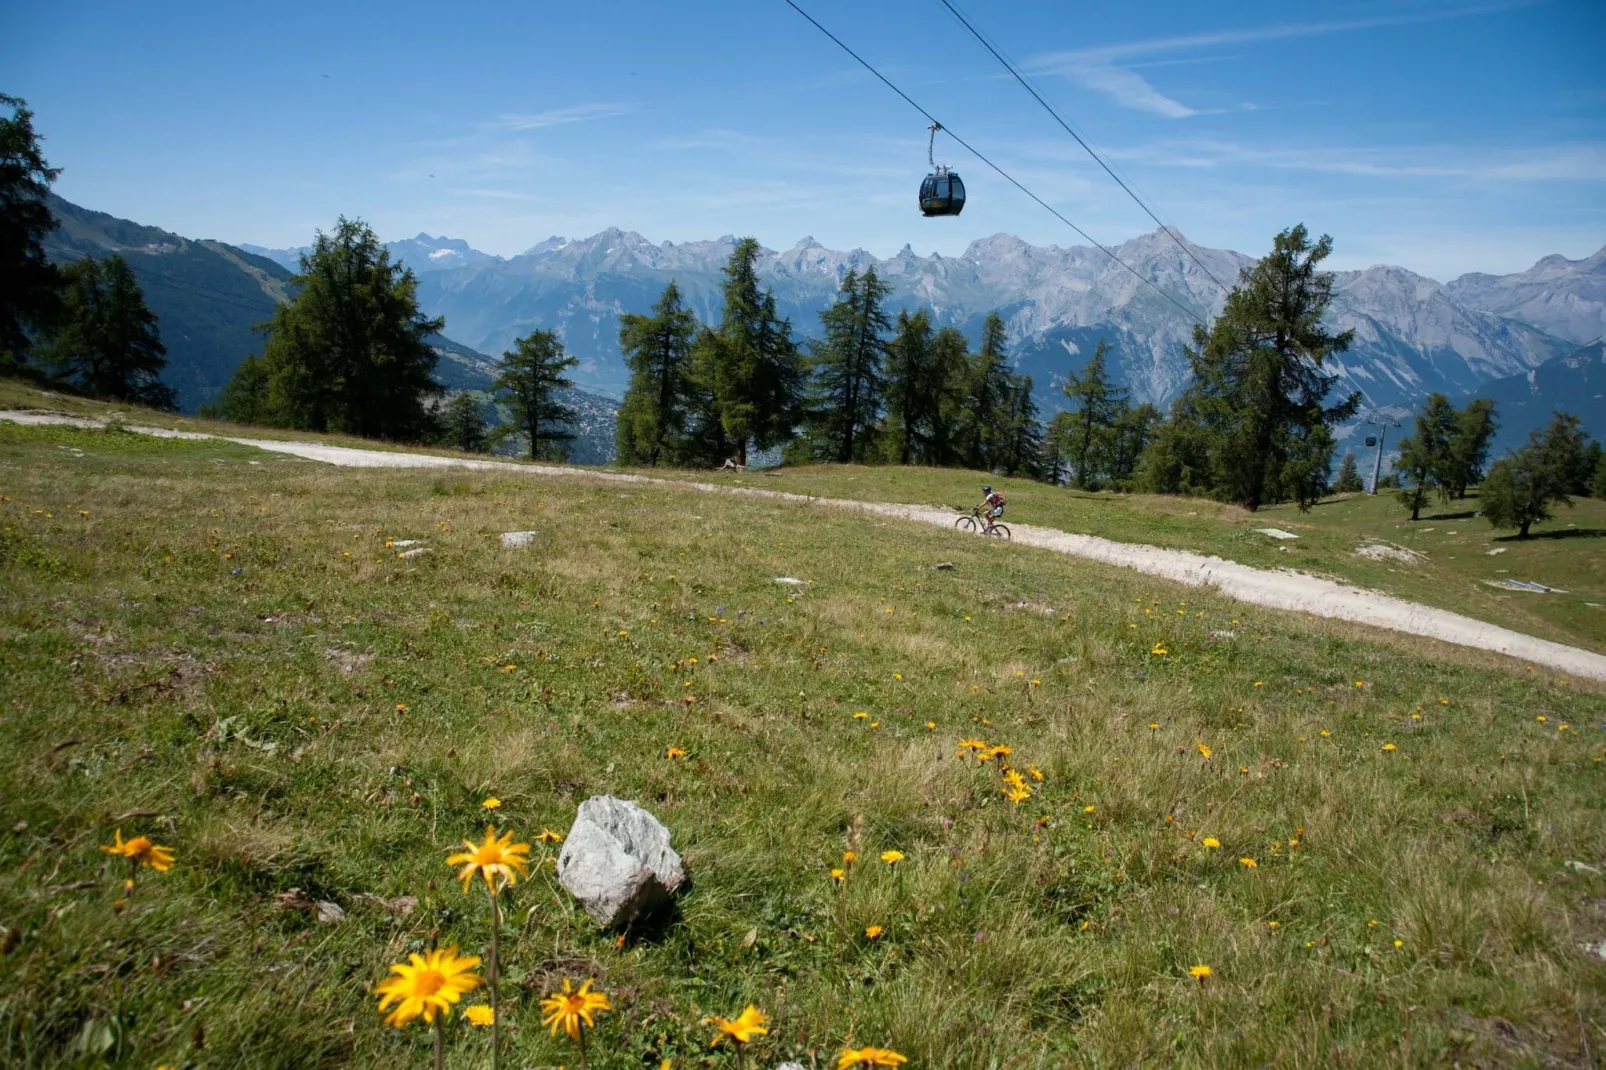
[1481,412,1585,538]
[1394,393,1457,520]
[221,217,443,439]
[205,353,272,424]
[46,255,174,409]
[1569,438,1601,497]
[1446,398,1497,498]
[1591,451,1606,499]
[1334,451,1364,493]
[0,95,63,373]
[616,281,697,466]
[957,312,1012,470]
[1059,341,1127,489]
[884,308,936,465]
[441,392,489,454]
[1106,402,1161,489]
[925,326,971,466]
[809,267,891,463]
[1183,225,1360,511]
[494,329,577,461]
[695,239,804,465]
[998,374,1044,478]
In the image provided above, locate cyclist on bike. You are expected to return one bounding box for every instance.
[978,485,1006,530]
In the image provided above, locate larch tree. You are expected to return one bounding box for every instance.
[1333,451,1364,493]
[957,312,1013,471]
[1186,225,1360,511]
[441,392,489,454]
[46,254,174,409]
[616,280,697,466]
[0,94,63,373]
[1059,340,1127,489]
[1480,412,1586,538]
[1394,392,1457,521]
[810,267,891,463]
[494,329,577,461]
[1446,398,1497,498]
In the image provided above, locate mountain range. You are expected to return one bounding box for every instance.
[41,196,620,463]
[245,227,1604,456]
[38,192,1605,463]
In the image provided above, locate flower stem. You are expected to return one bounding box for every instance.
[489,890,501,1070]
[578,1025,589,1070]
[737,1046,746,1070]
[434,1014,444,1070]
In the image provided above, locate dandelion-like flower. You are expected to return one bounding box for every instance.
[447,826,532,892]
[1239,857,1258,869]
[1196,742,1212,761]
[539,978,610,1040]
[830,868,845,882]
[374,946,482,1027]
[536,829,564,843]
[1202,836,1221,849]
[482,797,502,810]
[1028,766,1044,782]
[710,1004,768,1046]
[101,829,175,872]
[464,1004,495,1026]
[1381,743,1397,752]
[837,1047,907,1068]
[880,850,904,865]
[666,746,688,759]
[1189,964,1212,980]
[865,924,884,939]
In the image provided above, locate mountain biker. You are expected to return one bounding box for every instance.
[978,485,1006,529]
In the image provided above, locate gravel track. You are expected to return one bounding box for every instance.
[8,409,1604,681]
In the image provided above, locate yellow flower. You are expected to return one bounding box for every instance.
[838,1047,907,1068]
[1536,715,1547,722]
[830,868,845,882]
[1381,743,1397,752]
[1202,836,1221,849]
[880,850,905,865]
[1393,939,1404,949]
[1002,769,1028,792]
[710,1004,768,1046]
[1189,964,1212,980]
[893,673,903,680]
[864,924,884,939]
[374,946,482,1027]
[925,721,936,730]
[1196,741,1212,761]
[540,978,610,1040]
[956,738,987,753]
[1003,785,1032,804]
[1148,722,1159,730]
[481,797,502,810]
[1028,765,1044,781]
[1254,681,1263,687]
[853,712,868,720]
[1239,857,1258,868]
[395,703,408,713]
[987,744,1012,760]
[446,826,532,892]
[1151,643,1168,656]
[464,1004,495,1027]
[100,829,175,872]
[536,828,563,843]
[504,664,517,671]
[665,746,688,759]
[1083,805,1096,814]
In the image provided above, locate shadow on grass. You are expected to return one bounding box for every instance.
[1423,510,1480,521]
[1493,528,1606,542]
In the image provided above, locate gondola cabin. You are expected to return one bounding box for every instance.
[919,169,966,217]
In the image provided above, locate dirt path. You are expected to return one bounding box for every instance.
[9,409,1606,681]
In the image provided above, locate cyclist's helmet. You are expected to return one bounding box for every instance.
[982,485,992,493]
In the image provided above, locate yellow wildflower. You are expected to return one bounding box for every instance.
[536,828,563,844]
[446,827,532,892]
[838,1048,907,1068]
[1240,857,1258,868]
[464,1004,495,1027]
[100,830,175,872]
[481,797,501,810]
[1196,741,1212,760]
[880,850,905,865]
[864,924,884,939]
[1189,964,1212,980]
[710,1004,768,1046]
[1202,836,1221,849]
[374,946,482,1027]
[539,978,610,1040]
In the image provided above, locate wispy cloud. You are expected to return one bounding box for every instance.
[489,102,631,131]
[1027,3,1531,117]
[1099,138,1606,182]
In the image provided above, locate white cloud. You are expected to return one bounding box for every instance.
[489,102,631,131]
[1066,65,1196,119]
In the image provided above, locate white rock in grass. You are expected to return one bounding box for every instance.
[502,531,538,548]
[557,796,685,928]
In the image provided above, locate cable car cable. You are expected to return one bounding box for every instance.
[934,0,1229,292]
[778,0,1207,326]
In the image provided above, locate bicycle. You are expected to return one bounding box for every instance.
[954,506,1010,540]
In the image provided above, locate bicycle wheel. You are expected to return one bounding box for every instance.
[954,515,978,533]
[987,523,1011,540]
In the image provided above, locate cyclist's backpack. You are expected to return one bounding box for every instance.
[994,491,1007,506]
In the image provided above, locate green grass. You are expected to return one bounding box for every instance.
[1,418,1603,1068]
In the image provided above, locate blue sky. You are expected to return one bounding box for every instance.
[4,0,1603,279]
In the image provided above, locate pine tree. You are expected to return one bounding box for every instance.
[1394,393,1457,520]
[697,239,804,465]
[1106,402,1161,489]
[494,329,577,461]
[809,267,891,463]
[884,308,935,465]
[45,255,174,409]
[1186,225,1360,511]
[1447,398,1497,498]
[925,326,971,467]
[0,95,63,373]
[998,374,1044,478]
[957,313,1012,471]
[616,281,697,466]
[1334,451,1364,493]
[441,392,489,454]
[1592,450,1606,499]
[1480,412,1584,538]
[1059,340,1127,489]
[223,217,443,439]
[205,353,271,424]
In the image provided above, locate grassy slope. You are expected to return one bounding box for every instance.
[7,377,1602,655]
[1,420,1603,1068]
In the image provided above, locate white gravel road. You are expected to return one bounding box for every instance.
[9,409,1605,681]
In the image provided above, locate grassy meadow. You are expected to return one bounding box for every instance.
[2,416,1604,1067]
